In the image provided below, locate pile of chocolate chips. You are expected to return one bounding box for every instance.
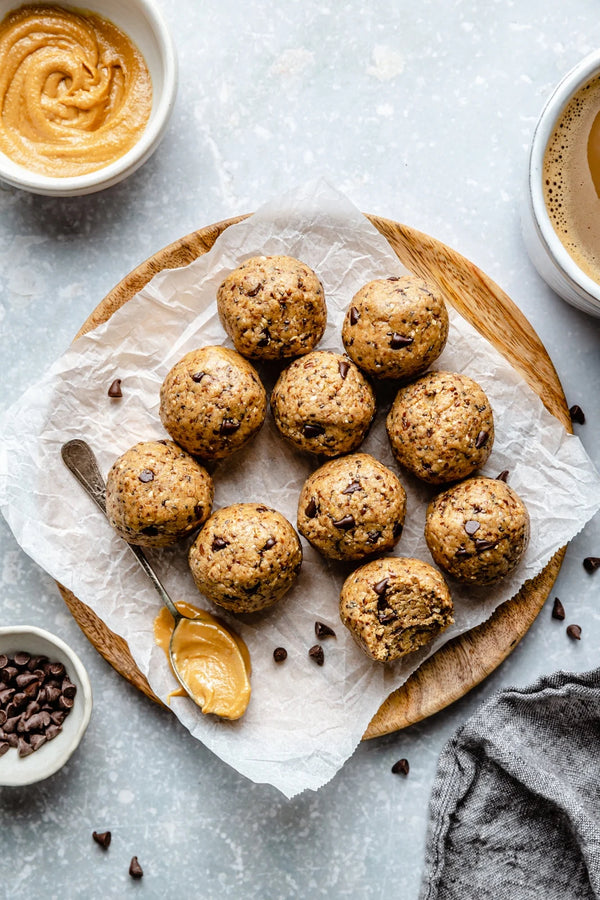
[0,652,77,758]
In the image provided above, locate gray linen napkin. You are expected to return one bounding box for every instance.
[419,669,600,899]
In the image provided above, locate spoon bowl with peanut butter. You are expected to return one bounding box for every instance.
[61,439,251,719]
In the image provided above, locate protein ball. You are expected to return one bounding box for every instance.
[217,255,326,360]
[386,370,494,484]
[342,275,449,380]
[297,452,406,560]
[188,503,302,612]
[159,345,267,460]
[339,557,454,662]
[271,350,376,457]
[105,440,214,547]
[424,476,530,585]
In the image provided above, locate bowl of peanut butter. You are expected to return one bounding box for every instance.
[0,1,177,196]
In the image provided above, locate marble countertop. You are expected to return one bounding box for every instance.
[2,1,600,897]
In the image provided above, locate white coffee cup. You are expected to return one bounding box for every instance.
[522,50,600,317]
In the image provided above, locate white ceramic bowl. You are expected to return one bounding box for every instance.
[522,50,600,317]
[0,0,178,197]
[0,626,93,786]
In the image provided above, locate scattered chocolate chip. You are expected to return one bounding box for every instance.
[107,378,122,398]
[552,597,565,620]
[332,514,355,530]
[342,480,362,495]
[262,538,277,551]
[496,470,509,482]
[212,537,228,551]
[373,578,389,596]
[567,624,582,640]
[273,647,287,663]
[464,520,480,536]
[315,622,336,639]
[349,306,360,325]
[129,857,144,879]
[257,329,271,347]
[92,831,112,849]
[303,423,325,438]
[474,539,497,553]
[475,430,489,449]
[308,644,324,666]
[338,359,351,379]
[388,332,414,349]
[569,404,586,425]
[191,371,206,383]
[393,522,404,539]
[387,275,401,281]
[220,418,240,435]
[391,758,410,776]
[304,498,318,518]
[246,282,263,297]
[583,557,600,573]
[138,469,154,483]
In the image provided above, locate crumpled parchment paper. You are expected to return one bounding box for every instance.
[2,180,600,798]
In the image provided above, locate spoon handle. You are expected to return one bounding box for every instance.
[61,439,181,622]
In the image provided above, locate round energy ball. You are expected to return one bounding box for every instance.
[424,476,530,585]
[217,255,327,360]
[339,556,454,662]
[297,453,406,561]
[386,370,494,484]
[342,275,449,381]
[106,440,214,547]
[188,503,303,613]
[159,345,267,460]
[270,350,376,457]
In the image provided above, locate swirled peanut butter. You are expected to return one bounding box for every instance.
[153,601,252,720]
[0,5,152,177]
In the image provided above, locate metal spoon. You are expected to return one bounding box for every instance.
[61,438,205,708]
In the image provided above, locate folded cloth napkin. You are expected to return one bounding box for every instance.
[420,669,600,900]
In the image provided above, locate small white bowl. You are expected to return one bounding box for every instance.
[0,0,178,197]
[0,626,93,786]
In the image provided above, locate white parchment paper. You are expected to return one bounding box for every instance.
[1,180,600,798]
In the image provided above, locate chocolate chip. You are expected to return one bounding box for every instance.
[367,530,382,544]
[18,736,33,757]
[342,480,361,495]
[257,329,271,347]
[273,647,287,663]
[194,504,204,520]
[246,282,263,297]
[15,672,38,689]
[212,537,228,551]
[567,624,582,640]
[141,525,159,537]
[388,332,413,349]
[338,359,351,380]
[62,679,77,699]
[349,306,360,325]
[391,758,410,776]
[45,724,62,741]
[308,644,324,666]
[304,498,318,518]
[93,831,112,849]
[315,622,336,639]
[0,655,7,669]
[29,733,46,752]
[569,404,585,425]
[464,520,480,536]
[220,418,240,435]
[474,539,497,553]
[107,378,122,398]
[0,710,6,727]
[191,371,206,383]
[0,743,8,758]
[262,538,277,551]
[49,662,65,678]
[496,470,509,482]
[552,597,565,620]
[129,857,144,879]
[475,430,489,449]
[583,557,600,573]
[373,578,389,596]
[377,610,397,625]
[332,514,355,530]
[393,522,404,539]
[387,275,401,282]
[303,423,325,438]
[13,652,30,667]
[138,469,154,483]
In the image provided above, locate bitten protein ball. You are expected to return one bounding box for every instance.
[339,557,454,662]
[297,453,406,560]
[106,440,214,547]
[159,346,267,460]
[342,275,449,380]
[386,370,494,484]
[271,350,376,457]
[424,476,530,585]
[217,255,327,360]
[188,503,303,613]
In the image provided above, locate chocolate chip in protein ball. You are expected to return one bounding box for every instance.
[388,332,414,349]
[220,418,240,435]
[349,306,360,325]
[338,359,351,380]
[464,520,480,536]
[373,578,389,596]
[303,423,325,438]
[496,470,509,482]
[191,371,206,383]
[315,622,336,639]
[138,469,154,483]
[474,539,498,553]
[129,857,144,879]
[393,522,404,539]
[308,644,325,666]
[304,498,318,519]
[107,378,123,398]
[261,537,277,551]
[567,624,582,640]
[332,514,355,530]
[583,556,600,573]
[273,647,288,663]
[92,831,112,849]
[341,480,362,495]
[391,758,410,776]
[552,597,566,620]
[211,537,228,551]
[569,404,586,425]
[475,430,489,449]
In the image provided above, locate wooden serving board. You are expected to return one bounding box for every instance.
[57,214,571,740]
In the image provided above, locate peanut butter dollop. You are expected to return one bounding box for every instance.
[153,601,251,720]
[0,5,152,177]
